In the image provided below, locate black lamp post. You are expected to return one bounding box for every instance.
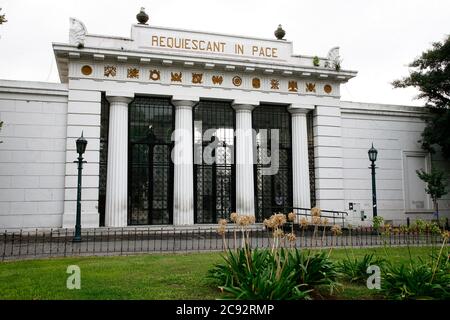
[73,132,87,242]
[368,143,378,218]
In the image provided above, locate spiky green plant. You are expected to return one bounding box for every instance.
[337,253,385,284]
[209,247,312,300]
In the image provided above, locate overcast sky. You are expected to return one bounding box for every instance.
[0,0,449,106]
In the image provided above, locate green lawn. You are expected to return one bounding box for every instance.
[0,246,440,300]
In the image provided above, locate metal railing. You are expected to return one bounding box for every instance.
[1,221,447,261]
[267,206,348,227]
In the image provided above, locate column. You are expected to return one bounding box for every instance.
[288,107,311,209]
[105,92,134,227]
[172,97,198,225]
[232,101,257,216]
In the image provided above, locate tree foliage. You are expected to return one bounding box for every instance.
[392,35,450,158]
[0,8,6,24]
[416,167,448,215]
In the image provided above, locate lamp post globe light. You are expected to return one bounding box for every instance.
[368,143,378,218]
[73,132,87,242]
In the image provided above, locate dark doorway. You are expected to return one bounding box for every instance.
[253,104,293,221]
[193,100,235,223]
[128,96,174,225]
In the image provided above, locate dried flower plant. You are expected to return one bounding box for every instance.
[287,232,296,243]
[311,207,321,217]
[288,212,296,222]
[331,224,342,236]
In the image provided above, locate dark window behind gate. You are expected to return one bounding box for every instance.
[128,97,174,225]
[194,101,235,223]
[253,105,293,222]
[99,93,109,226]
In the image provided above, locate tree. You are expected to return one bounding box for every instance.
[416,167,448,220]
[0,8,6,24]
[392,35,450,159]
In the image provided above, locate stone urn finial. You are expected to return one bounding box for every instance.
[136,7,149,25]
[274,24,286,40]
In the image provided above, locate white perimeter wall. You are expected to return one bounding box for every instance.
[1,79,449,229]
[339,101,450,225]
[0,80,68,229]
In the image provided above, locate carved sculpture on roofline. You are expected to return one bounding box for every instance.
[69,17,87,49]
[325,47,342,71]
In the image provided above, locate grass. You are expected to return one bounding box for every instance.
[0,246,440,300]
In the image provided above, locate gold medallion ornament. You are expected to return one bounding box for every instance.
[127,68,139,79]
[171,72,182,82]
[252,78,261,89]
[324,84,332,94]
[81,65,93,76]
[306,82,316,93]
[192,73,203,84]
[104,66,117,77]
[212,75,223,85]
[288,80,298,92]
[150,69,161,81]
[232,76,242,87]
[270,79,280,90]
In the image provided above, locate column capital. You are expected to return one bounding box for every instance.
[106,91,134,104]
[232,100,259,112]
[172,96,199,108]
[288,105,312,115]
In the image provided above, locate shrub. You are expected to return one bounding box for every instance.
[381,260,449,300]
[209,247,340,300]
[337,253,385,284]
[209,212,341,300]
[209,247,312,300]
[288,249,340,294]
[381,235,450,300]
[373,216,384,230]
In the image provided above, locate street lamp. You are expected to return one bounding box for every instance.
[368,143,378,218]
[73,132,87,242]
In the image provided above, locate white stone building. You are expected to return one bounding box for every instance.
[0,17,449,230]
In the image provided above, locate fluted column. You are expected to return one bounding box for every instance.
[172,97,198,225]
[288,107,311,209]
[105,92,134,227]
[232,101,257,216]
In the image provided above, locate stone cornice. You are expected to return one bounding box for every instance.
[53,44,357,84]
[0,79,68,96]
[340,101,426,117]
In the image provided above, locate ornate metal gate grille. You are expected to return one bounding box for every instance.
[253,105,293,222]
[128,97,174,225]
[194,100,235,223]
[307,111,316,207]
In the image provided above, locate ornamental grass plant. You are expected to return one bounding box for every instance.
[209,211,341,300]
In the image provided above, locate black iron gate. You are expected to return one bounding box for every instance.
[193,100,235,223]
[253,105,293,222]
[128,97,174,225]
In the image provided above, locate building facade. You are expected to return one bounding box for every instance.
[0,18,449,229]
